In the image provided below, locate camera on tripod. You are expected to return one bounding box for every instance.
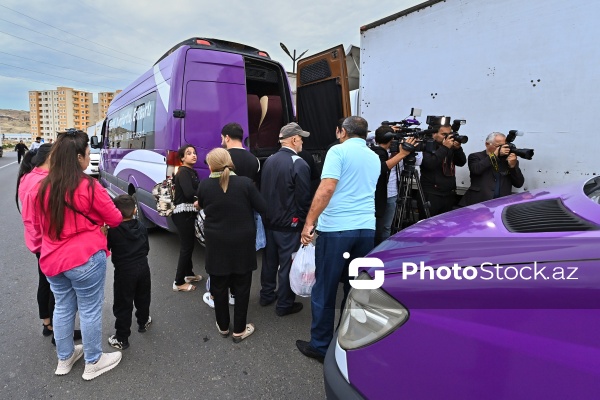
[381,108,427,153]
[502,130,534,160]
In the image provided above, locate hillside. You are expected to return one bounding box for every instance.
[0,109,30,134]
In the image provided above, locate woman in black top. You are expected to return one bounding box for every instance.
[196,148,267,342]
[172,145,202,292]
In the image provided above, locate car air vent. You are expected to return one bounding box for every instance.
[300,59,332,85]
[502,199,600,233]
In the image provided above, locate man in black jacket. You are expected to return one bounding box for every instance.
[419,122,467,217]
[259,123,312,316]
[459,132,524,206]
[15,140,28,164]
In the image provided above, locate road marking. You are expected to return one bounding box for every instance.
[0,161,17,170]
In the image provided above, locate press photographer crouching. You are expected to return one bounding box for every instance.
[459,132,525,207]
[419,117,467,217]
[371,126,420,245]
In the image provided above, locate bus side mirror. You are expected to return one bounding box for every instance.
[90,135,100,148]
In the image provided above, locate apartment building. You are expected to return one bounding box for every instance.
[29,87,94,141]
[97,90,122,120]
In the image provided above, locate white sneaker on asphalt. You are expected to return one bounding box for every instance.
[82,351,122,381]
[203,292,215,308]
[55,344,84,375]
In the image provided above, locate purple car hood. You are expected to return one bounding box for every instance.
[371,179,600,274]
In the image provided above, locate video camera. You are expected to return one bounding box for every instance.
[380,108,432,153]
[503,130,534,160]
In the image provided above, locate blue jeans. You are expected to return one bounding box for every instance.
[47,250,107,363]
[309,229,375,355]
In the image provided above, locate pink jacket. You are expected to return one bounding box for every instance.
[35,178,123,277]
[19,168,48,253]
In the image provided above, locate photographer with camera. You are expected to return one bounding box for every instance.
[371,126,420,245]
[459,132,524,207]
[419,119,466,217]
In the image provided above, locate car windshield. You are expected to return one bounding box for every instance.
[584,177,600,204]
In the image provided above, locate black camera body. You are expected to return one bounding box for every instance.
[425,116,469,144]
[449,119,468,144]
[503,130,534,160]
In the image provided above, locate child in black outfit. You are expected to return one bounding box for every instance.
[107,195,152,350]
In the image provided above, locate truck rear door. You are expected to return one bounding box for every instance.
[296,45,352,152]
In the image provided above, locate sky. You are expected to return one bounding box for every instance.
[0,0,422,111]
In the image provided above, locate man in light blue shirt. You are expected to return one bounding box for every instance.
[296,116,380,361]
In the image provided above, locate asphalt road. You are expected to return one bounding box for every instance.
[0,150,326,399]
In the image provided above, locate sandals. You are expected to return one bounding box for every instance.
[216,322,229,338]
[184,275,203,283]
[172,282,196,292]
[232,323,255,343]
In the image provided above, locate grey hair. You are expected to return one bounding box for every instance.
[342,116,369,138]
[486,132,505,144]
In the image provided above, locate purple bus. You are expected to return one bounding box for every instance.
[96,38,352,230]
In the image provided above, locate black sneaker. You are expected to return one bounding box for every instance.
[42,323,53,337]
[296,340,325,363]
[107,335,129,350]
[276,302,303,317]
[138,316,152,333]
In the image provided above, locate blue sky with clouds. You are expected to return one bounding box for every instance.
[0,0,421,110]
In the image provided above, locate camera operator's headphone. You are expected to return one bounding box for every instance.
[375,126,395,144]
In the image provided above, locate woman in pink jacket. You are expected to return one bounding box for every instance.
[34,129,123,380]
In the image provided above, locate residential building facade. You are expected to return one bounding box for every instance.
[97,90,122,120]
[29,87,94,141]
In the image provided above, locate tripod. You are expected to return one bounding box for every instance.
[391,154,430,234]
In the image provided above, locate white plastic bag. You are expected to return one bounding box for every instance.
[290,243,316,297]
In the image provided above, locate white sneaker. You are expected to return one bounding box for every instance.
[82,352,122,381]
[203,292,215,308]
[229,292,235,306]
[55,344,84,375]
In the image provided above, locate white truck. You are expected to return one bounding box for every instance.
[358,0,599,193]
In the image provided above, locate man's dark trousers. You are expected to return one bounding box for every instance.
[309,229,375,356]
[113,261,151,340]
[260,229,300,312]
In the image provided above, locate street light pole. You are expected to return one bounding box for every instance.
[280,42,308,74]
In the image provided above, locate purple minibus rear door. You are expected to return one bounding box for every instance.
[182,49,248,175]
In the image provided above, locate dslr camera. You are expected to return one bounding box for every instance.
[425,116,469,144]
[502,130,534,160]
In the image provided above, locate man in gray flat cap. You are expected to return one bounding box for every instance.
[259,123,312,316]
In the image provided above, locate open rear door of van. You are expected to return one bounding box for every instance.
[296,45,351,152]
